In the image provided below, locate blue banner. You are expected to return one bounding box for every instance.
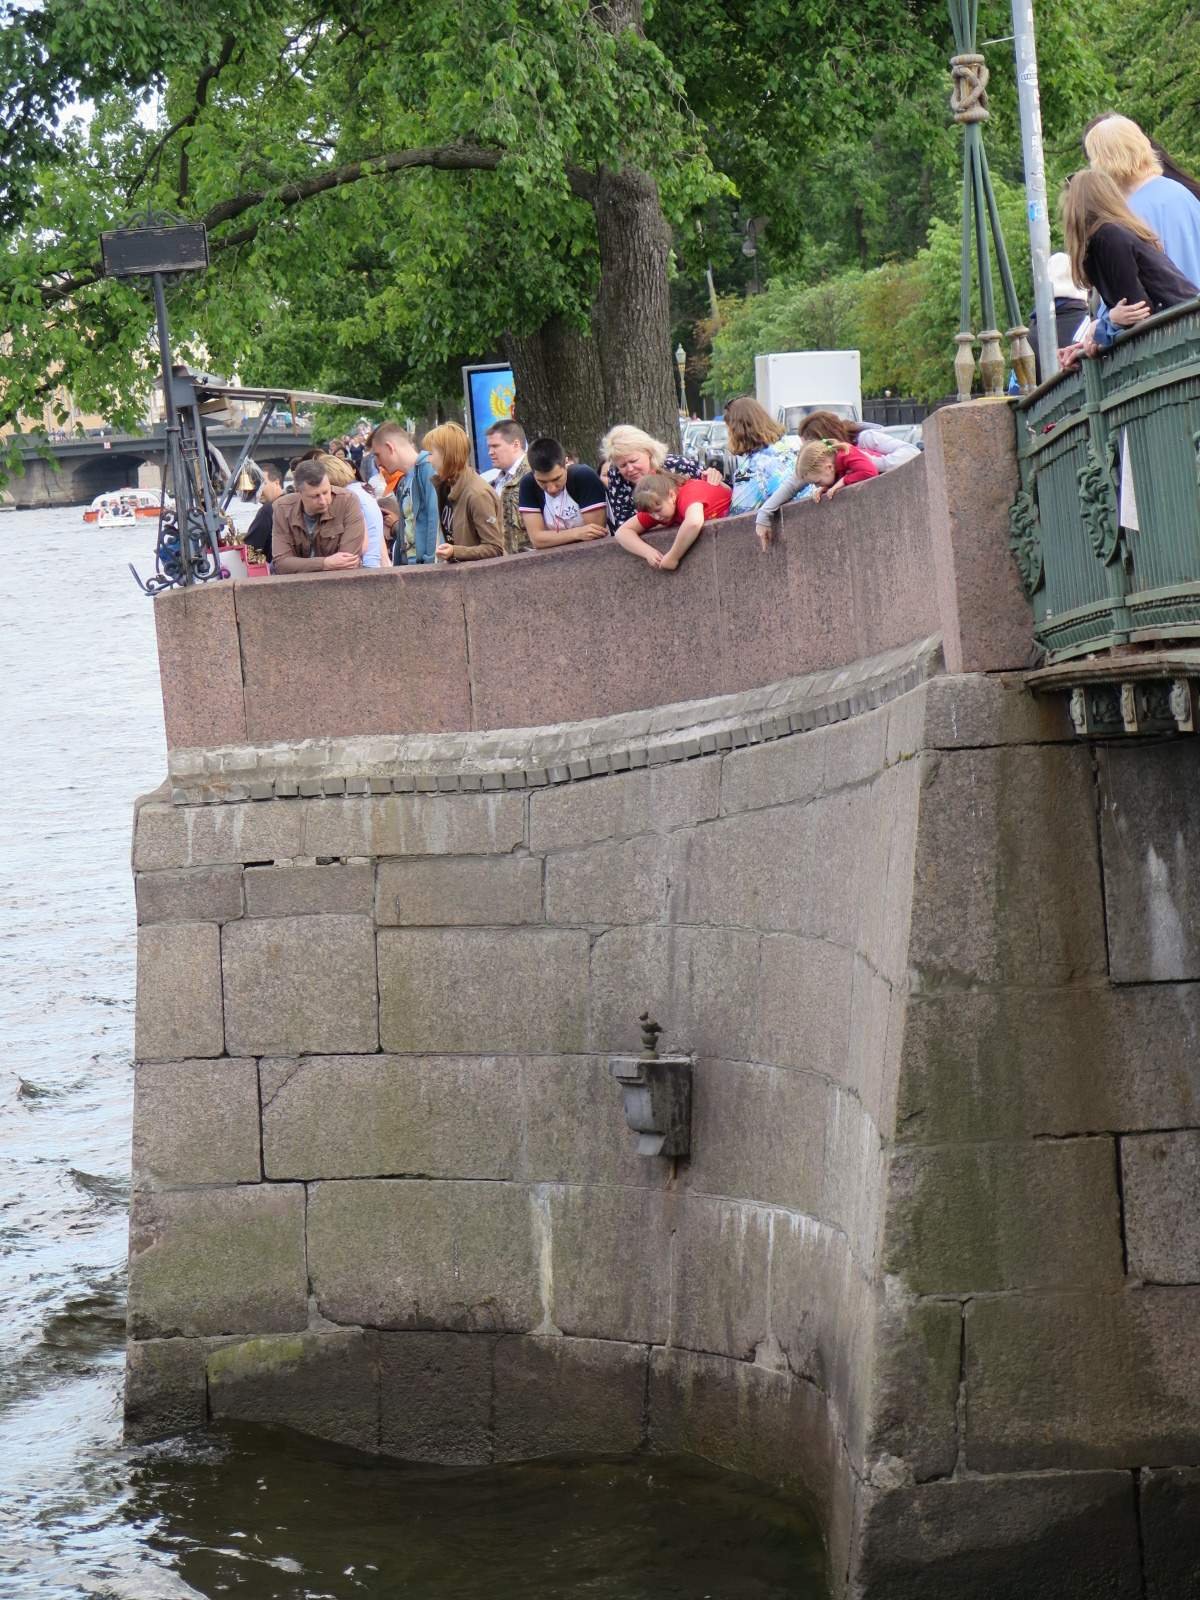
[464,366,517,472]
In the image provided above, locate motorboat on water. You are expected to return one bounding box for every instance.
[82,488,173,527]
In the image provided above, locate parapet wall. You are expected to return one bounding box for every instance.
[153,401,1031,752]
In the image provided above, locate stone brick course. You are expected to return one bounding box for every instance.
[136,865,244,924]
[222,914,379,1055]
[133,1058,260,1187]
[135,922,224,1061]
[376,854,542,926]
[1121,1130,1200,1283]
[244,862,373,917]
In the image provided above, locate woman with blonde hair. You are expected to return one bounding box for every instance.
[422,421,503,561]
[1061,169,1197,334]
[1083,113,1200,347]
[600,423,708,532]
[317,452,388,569]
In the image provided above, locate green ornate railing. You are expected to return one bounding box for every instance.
[1010,298,1200,661]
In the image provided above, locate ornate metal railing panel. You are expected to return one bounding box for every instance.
[1011,299,1200,661]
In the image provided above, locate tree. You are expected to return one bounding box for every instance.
[0,0,724,459]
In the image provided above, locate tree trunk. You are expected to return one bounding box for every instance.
[590,165,681,448]
[503,318,607,465]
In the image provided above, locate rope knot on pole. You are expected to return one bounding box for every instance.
[950,52,990,123]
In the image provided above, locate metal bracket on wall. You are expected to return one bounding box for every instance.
[609,1013,693,1159]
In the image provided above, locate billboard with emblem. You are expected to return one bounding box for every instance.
[462,364,517,473]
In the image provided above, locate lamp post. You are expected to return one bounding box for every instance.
[1011,0,1056,382]
[675,344,688,415]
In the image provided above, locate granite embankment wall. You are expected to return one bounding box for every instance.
[127,400,1200,1598]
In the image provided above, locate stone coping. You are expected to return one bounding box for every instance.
[166,634,944,805]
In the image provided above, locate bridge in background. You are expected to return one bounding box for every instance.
[4,424,317,508]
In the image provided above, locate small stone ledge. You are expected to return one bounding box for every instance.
[166,635,944,805]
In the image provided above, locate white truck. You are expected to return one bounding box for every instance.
[754,351,862,434]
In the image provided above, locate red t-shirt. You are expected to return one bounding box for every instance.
[636,477,732,529]
[834,444,880,485]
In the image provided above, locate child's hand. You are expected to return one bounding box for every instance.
[703,467,725,486]
[810,486,825,504]
[641,546,663,568]
[658,551,680,571]
[756,521,773,552]
[825,479,844,498]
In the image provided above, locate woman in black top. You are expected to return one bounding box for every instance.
[1062,168,1199,324]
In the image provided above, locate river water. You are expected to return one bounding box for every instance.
[0,506,826,1600]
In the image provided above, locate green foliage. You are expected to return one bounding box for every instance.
[706,176,1032,403]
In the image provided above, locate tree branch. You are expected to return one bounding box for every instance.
[126,35,238,205]
[41,142,595,305]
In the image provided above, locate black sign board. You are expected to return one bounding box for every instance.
[100,224,210,279]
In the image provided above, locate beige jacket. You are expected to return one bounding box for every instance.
[441,470,504,560]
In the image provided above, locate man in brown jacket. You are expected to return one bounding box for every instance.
[271,459,365,573]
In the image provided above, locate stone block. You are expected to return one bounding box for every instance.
[303,791,525,860]
[1122,1131,1200,1283]
[767,1213,871,1458]
[307,1179,540,1332]
[378,928,588,1053]
[377,1331,495,1464]
[235,566,474,742]
[529,760,720,852]
[207,1329,377,1452]
[923,397,1033,675]
[966,1288,1200,1471]
[647,1346,842,1515]
[921,671,1071,750]
[520,1056,670,1188]
[135,922,224,1061]
[687,1058,826,1216]
[1099,743,1200,981]
[376,855,543,926]
[222,914,378,1055]
[544,835,669,926]
[586,923,760,1060]
[895,984,1200,1142]
[132,1059,260,1187]
[846,959,903,1139]
[493,1335,647,1459]
[671,1195,770,1361]
[124,1335,230,1441]
[758,934,854,1085]
[851,1471,1141,1600]
[1141,1466,1200,1600]
[260,1055,521,1180]
[718,731,827,815]
[134,800,304,870]
[863,1293,962,1482]
[546,1184,673,1344]
[128,1186,307,1339]
[884,684,926,765]
[244,862,373,917]
[135,865,244,925]
[908,746,1106,990]
[884,1138,1122,1294]
[822,1087,885,1269]
[675,790,868,950]
[154,582,248,750]
[822,704,889,791]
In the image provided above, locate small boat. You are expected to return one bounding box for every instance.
[82,488,174,526]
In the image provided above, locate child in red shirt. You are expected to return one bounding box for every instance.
[796,438,879,503]
[613,472,733,571]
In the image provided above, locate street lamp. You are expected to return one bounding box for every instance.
[675,344,687,414]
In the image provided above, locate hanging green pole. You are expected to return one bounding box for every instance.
[947,0,1032,396]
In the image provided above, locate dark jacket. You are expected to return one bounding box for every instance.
[1085,223,1199,319]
